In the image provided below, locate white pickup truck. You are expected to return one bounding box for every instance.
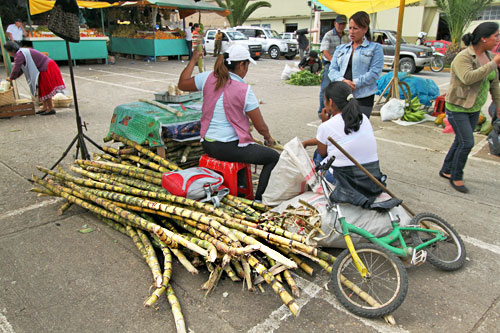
[235,26,298,60]
[203,29,263,60]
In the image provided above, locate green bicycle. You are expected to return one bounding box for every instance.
[317,156,466,318]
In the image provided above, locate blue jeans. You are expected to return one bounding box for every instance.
[313,150,335,183]
[318,62,331,116]
[440,109,480,181]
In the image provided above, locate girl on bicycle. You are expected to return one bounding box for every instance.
[303,81,384,208]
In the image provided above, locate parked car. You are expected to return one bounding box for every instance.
[372,29,433,74]
[424,40,451,55]
[280,32,295,41]
[204,29,262,60]
[235,26,298,59]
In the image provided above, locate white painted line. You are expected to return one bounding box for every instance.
[462,235,500,256]
[437,82,450,88]
[0,198,62,221]
[87,68,176,84]
[471,137,488,156]
[307,120,320,128]
[116,65,179,77]
[60,72,153,93]
[248,274,406,333]
[0,311,15,333]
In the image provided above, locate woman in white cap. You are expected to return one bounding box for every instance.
[178,44,279,201]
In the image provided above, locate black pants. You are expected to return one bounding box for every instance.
[202,140,280,201]
[186,40,192,59]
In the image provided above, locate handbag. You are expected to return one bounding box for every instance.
[48,0,80,43]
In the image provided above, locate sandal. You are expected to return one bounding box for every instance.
[40,109,56,116]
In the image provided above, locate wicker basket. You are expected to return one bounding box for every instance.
[0,88,15,106]
[53,96,73,108]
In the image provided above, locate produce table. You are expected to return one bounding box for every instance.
[24,37,109,62]
[110,37,188,60]
[108,100,202,147]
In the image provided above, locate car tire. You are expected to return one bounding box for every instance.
[268,46,280,59]
[414,66,424,73]
[285,54,296,60]
[398,57,416,74]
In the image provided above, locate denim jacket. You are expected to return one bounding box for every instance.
[328,39,384,99]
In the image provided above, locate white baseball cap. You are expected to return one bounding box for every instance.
[226,44,256,65]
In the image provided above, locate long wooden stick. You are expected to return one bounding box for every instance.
[327,136,414,216]
[139,99,183,117]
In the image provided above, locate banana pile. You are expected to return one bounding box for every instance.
[402,97,426,122]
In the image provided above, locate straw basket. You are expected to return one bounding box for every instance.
[0,88,15,106]
[53,96,73,108]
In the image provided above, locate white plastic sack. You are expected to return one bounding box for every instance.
[262,137,322,206]
[272,192,412,248]
[281,64,300,80]
[380,98,404,121]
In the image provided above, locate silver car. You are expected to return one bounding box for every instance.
[235,26,298,60]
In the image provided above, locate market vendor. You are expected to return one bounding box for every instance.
[4,41,66,116]
[6,19,27,46]
[302,81,384,208]
[178,44,279,201]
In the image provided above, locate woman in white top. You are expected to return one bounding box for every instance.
[303,81,384,207]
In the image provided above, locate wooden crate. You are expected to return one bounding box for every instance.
[0,88,15,106]
[0,102,35,118]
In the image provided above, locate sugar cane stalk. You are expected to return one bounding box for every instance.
[137,229,163,288]
[283,270,300,298]
[122,154,170,173]
[110,133,181,171]
[166,284,187,333]
[57,201,73,215]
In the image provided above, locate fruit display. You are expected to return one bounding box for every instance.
[112,25,185,39]
[402,96,426,122]
[29,26,104,38]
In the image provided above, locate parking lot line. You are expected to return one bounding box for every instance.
[0,198,62,221]
[60,72,154,93]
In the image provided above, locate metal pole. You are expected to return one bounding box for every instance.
[65,40,90,160]
[26,0,34,37]
[100,8,105,36]
[391,0,406,99]
[309,2,313,46]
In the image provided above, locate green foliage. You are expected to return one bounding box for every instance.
[287,70,321,86]
[435,0,492,61]
[214,0,271,27]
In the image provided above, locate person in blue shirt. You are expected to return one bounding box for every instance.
[328,11,384,118]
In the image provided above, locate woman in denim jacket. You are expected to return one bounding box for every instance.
[328,11,384,118]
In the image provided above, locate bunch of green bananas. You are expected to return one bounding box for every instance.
[402,96,426,122]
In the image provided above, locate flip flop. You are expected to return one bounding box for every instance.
[438,171,451,179]
[41,109,56,116]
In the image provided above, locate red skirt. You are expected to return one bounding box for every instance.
[38,60,65,101]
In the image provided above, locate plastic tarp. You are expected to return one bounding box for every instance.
[316,0,419,17]
[377,72,440,106]
[30,0,120,15]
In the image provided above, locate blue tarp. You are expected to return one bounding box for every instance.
[377,72,440,106]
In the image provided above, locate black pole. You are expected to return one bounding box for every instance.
[65,40,90,160]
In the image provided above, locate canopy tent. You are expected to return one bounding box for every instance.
[29,0,121,15]
[316,0,419,18]
[119,0,229,19]
[317,0,418,99]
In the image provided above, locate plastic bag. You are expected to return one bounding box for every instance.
[262,137,322,206]
[442,117,454,134]
[380,98,404,121]
[488,119,500,156]
[281,64,300,80]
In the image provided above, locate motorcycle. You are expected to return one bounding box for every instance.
[430,47,445,72]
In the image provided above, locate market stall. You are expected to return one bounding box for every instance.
[108,0,227,60]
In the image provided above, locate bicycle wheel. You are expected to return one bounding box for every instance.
[410,213,466,271]
[430,57,444,72]
[330,243,408,318]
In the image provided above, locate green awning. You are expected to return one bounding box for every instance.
[146,0,226,11]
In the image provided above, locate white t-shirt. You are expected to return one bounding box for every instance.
[6,24,23,41]
[316,113,378,167]
[185,27,193,41]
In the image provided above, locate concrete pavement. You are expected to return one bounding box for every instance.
[0,56,499,332]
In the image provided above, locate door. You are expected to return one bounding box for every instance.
[221,33,230,53]
[205,30,215,53]
[373,32,394,66]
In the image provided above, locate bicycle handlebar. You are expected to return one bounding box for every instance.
[315,155,336,172]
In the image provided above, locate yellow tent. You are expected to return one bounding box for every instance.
[30,0,120,16]
[316,0,419,18]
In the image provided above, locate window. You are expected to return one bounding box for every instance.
[206,31,215,40]
[238,29,256,37]
[478,6,500,20]
[285,23,298,33]
[262,24,271,29]
[434,42,444,48]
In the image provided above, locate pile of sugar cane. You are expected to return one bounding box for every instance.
[32,133,394,332]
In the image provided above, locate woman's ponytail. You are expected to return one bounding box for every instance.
[214,53,230,90]
[341,97,363,135]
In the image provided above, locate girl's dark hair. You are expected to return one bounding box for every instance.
[4,41,20,53]
[462,22,499,46]
[213,53,249,90]
[324,81,363,135]
[350,11,371,41]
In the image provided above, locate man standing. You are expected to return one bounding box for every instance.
[214,29,223,56]
[6,19,27,46]
[317,14,349,116]
[185,22,193,60]
[295,28,318,59]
